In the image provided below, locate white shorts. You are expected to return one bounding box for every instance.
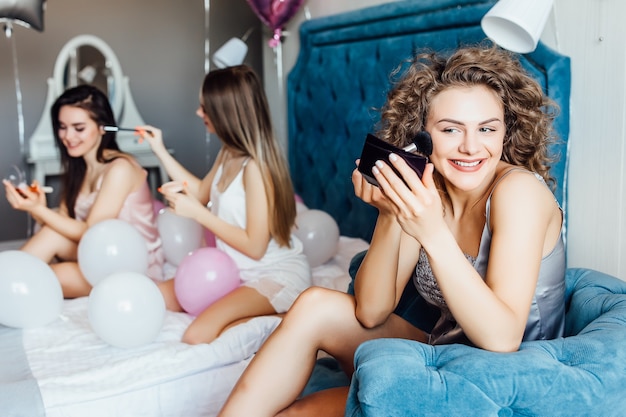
[240,252,311,313]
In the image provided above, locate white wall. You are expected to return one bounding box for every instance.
[543,0,626,280]
[264,0,626,280]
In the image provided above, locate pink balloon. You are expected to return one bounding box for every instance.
[203,228,216,248]
[174,248,240,316]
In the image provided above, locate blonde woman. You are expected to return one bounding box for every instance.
[142,65,311,345]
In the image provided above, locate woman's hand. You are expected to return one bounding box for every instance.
[352,159,396,216]
[137,125,166,155]
[3,179,47,214]
[371,154,445,244]
[159,180,205,220]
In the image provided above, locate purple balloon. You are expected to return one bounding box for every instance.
[245,0,305,31]
[174,248,240,316]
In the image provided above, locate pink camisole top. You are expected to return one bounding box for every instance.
[74,162,164,281]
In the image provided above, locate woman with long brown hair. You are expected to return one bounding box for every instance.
[143,65,311,345]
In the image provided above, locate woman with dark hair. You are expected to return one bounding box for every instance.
[3,85,164,297]
[141,65,311,345]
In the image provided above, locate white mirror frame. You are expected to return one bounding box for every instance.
[52,34,124,120]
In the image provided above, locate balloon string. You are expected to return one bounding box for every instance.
[203,0,211,74]
[8,23,25,157]
[203,0,214,171]
[275,40,283,99]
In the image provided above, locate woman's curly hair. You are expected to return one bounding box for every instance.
[377,45,560,188]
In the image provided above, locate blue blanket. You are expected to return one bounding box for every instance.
[0,325,45,417]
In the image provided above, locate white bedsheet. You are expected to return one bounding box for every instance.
[22,236,369,417]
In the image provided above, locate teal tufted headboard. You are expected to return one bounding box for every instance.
[288,0,571,242]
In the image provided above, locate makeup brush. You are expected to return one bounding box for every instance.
[402,131,433,156]
[103,126,153,135]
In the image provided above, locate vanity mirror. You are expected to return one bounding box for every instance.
[27,34,168,190]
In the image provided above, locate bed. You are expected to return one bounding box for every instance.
[1,0,571,415]
[0,236,368,417]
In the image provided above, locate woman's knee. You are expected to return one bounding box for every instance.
[287,287,354,323]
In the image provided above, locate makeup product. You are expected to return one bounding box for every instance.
[28,184,54,194]
[358,133,431,187]
[4,165,54,194]
[103,126,153,135]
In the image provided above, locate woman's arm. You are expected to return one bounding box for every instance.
[429,172,561,352]
[379,157,561,352]
[351,165,422,328]
[3,180,82,240]
[162,159,272,260]
[139,125,205,197]
[85,157,145,225]
[35,157,144,242]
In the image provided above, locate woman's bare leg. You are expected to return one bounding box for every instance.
[182,286,276,345]
[21,225,77,263]
[158,279,184,312]
[276,387,349,417]
[217,287,426,417]
[21,225,91,298]
[51,262,92,298]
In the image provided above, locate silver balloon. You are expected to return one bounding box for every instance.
[0,0,45,31]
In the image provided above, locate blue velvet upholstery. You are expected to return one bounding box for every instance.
[346,268,626,416]
[288,0,571,242]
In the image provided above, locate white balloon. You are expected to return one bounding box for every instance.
[292,209,340,268]
[296,201,308,213]
[78,219,149,287]
[0,251,63,328]
[157,208,203,266]
[88,272,166,348]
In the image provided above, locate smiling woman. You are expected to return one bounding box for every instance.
[217,45,566,417]
[3,84,164,298]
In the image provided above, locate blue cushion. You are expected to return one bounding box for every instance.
[345,268,626,416]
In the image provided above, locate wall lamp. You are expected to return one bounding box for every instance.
[481,0,554,54]
[212,27,254,69]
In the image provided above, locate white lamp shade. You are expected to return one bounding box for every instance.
[481,0,554,54]
[78,65,97,83]
[212,37,248,69]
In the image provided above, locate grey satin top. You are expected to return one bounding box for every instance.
[413,169,566,345]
